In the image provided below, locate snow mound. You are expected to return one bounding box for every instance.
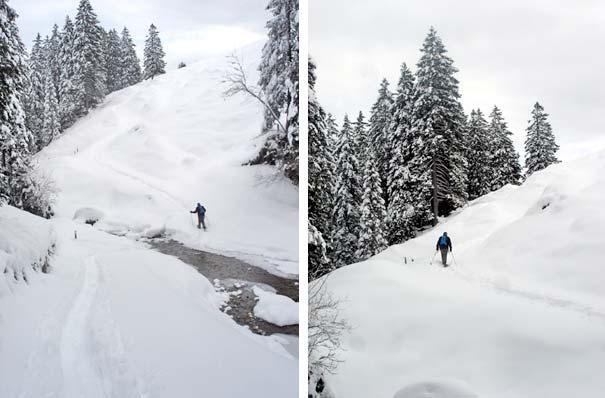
[253,286,298,326]
[73,207,105,224]
[393,380,477,398]
[0,206,56,293]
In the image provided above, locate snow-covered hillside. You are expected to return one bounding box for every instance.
[0,46,298,398]
[322,150,605,398]
[39,44,298,277]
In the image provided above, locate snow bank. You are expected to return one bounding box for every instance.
[253,286,298,326]
[0,205,56,294]
[323,150,605,397]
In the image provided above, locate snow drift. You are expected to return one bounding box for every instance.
[322,150,605,398]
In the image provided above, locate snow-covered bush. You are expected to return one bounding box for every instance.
[308,277,349,397]
[0,206,56,294]
[20,167,57,219]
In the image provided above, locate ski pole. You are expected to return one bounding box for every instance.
[430,250,437,265]
[451,251,458,267]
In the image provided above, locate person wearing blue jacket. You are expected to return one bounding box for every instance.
[190,203,206,230]
[435,232,452,266]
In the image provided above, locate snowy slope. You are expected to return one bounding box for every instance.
[38,43,298,276]
[0,44,297,398]
[322,150,605,398]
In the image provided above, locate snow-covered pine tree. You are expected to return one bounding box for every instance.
[40,66,61,146]
[48,24,62,100]
[356,150,388,261]
[325,113,339,155]
[0,0,35,206]
[408,27,468,225]
[489,106,521,189]
[331,115,362,268]
[525,102,559,177]
[308,57,334,278]
[23,33,45,150]
[368,78,393,207]
[255,0,299,184]
[119,27,141,88]
[104,29,122,93]
[352,111,368,161]
[466,108,493,200]
[58,15,79,130]
[73,0,106,114]
[386,62,415,244]
[142,24,166,80]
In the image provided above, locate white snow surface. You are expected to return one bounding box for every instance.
[0,215,297,397]
[38,44,298,277]
[253,286,299,327]
[322,150,605,398]
[0,45,298,397]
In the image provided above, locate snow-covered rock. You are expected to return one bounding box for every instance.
[253,286,299,326]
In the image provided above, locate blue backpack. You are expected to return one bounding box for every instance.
[439,236,448,248]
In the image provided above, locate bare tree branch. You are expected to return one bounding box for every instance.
[221,54,286,135]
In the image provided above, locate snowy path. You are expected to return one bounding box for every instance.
[1,219,297,397]
[60,257,106,398]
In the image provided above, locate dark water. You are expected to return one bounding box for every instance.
[147,239,299,336]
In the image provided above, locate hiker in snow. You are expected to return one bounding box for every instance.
[436,232,452,267]
[190,203,207,230]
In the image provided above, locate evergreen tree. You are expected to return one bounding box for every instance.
[119,27,141,88]
[308,58,334,278]
[367,78,393,206]
[0,0,34,206]
[41,67,61,146]
[24,33,45,149]
[331,115,362,268]
[256,0,299,184]
[356,151,388,261]
[488,106,521,189]
[48,24,62,100]
[58,15,78,130]
[386,63,415,244]
[142,24,166,80]
[525,102,559,176]
[73,0,106,114]
[408,27,468,226]
[466,109,492,200]
[352,111,368,160]
[104,29,122,93]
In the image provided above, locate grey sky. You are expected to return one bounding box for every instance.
[12,0,267,68]
[310,0,605,161]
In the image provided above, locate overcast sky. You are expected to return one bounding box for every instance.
[310,0,605,161]
[12,0,267,68]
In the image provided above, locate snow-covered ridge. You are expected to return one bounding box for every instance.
[38,43,298,277]
[0,205,56,295]
[324,149,605,397]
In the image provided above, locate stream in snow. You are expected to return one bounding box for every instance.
[147,238,299,336]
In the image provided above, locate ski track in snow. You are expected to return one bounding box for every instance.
[60,256,106,398]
